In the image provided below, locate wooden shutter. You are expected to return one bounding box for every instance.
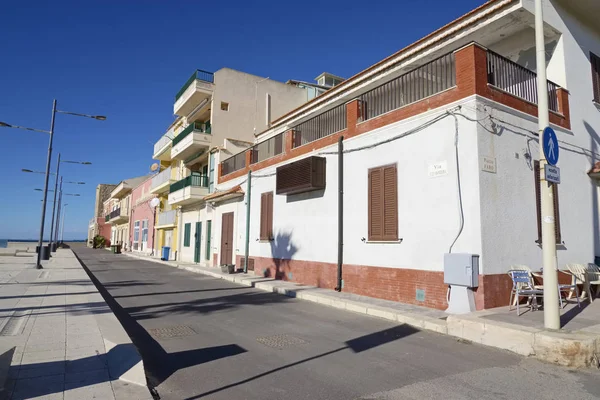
[260,192,273,240]
[534,161,561,244]
[382,165,398,240]
[368,165,398,241]
[184,223,191,247]
[592,52,600,103]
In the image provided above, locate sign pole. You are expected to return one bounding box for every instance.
[535,0,560,330]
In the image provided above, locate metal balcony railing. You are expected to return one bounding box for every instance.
[250,132,284,164]
[359,53,456,121]
[291,103,347,148]
[221,151,247,175]
[486,50,560,112]
[172,122,212,146]
[151,167,173,190]
[175,70,214,102]
[109,208,121,220]
[157,210,177,226]
[169,175,209,193]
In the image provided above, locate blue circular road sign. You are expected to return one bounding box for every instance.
[542,127,559,166]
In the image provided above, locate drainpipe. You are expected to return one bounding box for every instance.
[335,136,344,291]
[243,170,252,273]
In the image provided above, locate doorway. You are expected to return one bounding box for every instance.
[220,212,234,265]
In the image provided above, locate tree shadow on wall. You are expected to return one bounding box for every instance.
[265,231,298,280]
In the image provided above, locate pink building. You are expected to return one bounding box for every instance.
[129,176,157,255]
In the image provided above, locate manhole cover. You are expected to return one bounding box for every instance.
[148,325,197,339]
[256,334,308,349]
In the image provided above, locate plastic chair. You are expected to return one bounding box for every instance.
[566,264,597,303]
[507,265,542,306]
[586,264,600,301]
[508,270,544,316]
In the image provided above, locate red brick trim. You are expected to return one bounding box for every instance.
[218,43,571,185]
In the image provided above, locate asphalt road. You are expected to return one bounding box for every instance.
[72,245,600,400]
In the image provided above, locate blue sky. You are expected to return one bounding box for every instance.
[0,0,484,239]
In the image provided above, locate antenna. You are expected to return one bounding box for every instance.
[150,163,159,172]
[150,198,160,208]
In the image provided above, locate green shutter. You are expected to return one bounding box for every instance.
[205,220,212,260]
[184,223,191,247]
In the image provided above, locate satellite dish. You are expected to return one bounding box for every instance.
[150,163,159,172]
[150,198,160,208]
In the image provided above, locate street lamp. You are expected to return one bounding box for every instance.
[47,155,91,253]
[1,99,105,269]
[60,204,69,245]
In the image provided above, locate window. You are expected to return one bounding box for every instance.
[368,164,398,241]
[133,221,140,250]
[221,101,229,111]
[141,220,148,243]
[184,223,191,247]
[592,52,600,103]
[534,161,561,244]
[260,192,274,241]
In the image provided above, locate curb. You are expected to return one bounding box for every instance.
[120,252,600,368]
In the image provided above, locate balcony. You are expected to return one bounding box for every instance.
[107,207,129,224]
[171,122,212,161]
[150,167,175,194]
[168,175,209,206]
[153,129,175,161]
[156,209,177,228]
[174,70,215,116]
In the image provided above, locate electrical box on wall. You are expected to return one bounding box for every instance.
[443,253,479,288]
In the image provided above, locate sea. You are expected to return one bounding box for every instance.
[0,239,85,248]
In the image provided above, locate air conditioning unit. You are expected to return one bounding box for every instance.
[276,156,326,195]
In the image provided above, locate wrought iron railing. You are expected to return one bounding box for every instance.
[250,132,284,164]
[175,69,214,102]
[151,167,173,190]
[157,210,177,226]
[172,122,211,146]
[169,175,209,193]
[109,208,121,220]
[221,151,247,175]
[359,53,456,121]
[486,50,559,112]
[291,103,347,148]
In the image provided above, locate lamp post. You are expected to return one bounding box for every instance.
[1,100,105,269]
[60,204,69,245]
[534,0,560,329]
[48,158,90,252]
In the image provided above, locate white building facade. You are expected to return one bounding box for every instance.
[211,0,600,310]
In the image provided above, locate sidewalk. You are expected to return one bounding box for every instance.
[123,251,600,369]
[0,249,150,400]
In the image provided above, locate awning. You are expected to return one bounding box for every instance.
[204,185,244,203]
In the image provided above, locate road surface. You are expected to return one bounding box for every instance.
[72,245,600,400]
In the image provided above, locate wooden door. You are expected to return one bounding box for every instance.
[220,212,234,265]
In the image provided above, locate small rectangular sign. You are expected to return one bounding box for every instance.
[545,165,560,184]
[481,156,497,174]
[428,162,448,178]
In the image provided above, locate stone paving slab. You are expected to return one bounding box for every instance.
[0,249,151,400]
[122,251,600,368]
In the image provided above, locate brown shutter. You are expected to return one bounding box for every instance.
[553,184,561,244]
[382,164,398,240]
[260,192,274,240]
[267,192,274,240]
[260,193,267,240]
[368,168,383,241]
[534,161,542,243]
[592,52,600,103]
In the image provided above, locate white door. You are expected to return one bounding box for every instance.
[141,220,148,252]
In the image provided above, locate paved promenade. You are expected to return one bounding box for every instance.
[0,248,150,400]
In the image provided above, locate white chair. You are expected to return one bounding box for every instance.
[566,264,598,303]
[507,265,542,306]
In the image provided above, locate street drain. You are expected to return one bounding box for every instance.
[0,311,31,336]
[256,334,308,349]
[148,325,197,339]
